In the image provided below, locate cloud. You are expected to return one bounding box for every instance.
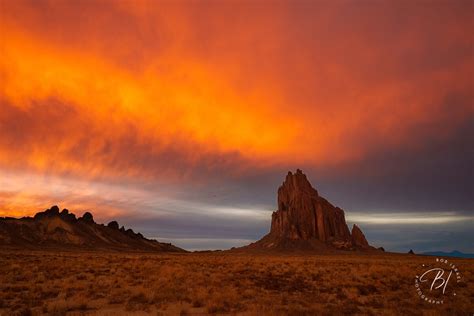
[1,0,472,180]
[347,212,474,225]
[357,219,474,253]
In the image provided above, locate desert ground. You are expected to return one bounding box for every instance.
[0,250,472,315]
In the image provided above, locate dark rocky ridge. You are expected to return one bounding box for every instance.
[0,206,185,252]
[243,169,375,251]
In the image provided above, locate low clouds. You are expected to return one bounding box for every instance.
[347,212,473,225]
[356,219,474,253]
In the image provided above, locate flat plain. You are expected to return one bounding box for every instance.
[0,249,472,315]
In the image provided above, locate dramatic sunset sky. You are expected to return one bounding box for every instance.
[1,0,472,252]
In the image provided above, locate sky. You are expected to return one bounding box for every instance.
[0,0,472,252]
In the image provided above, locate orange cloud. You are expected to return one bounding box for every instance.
[1,26,306,179]
[0,0,472,217]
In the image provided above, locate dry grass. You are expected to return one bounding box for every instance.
[0,250,472,315]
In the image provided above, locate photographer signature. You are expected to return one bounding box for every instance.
[419,268,452,294]
[414,258,462,304]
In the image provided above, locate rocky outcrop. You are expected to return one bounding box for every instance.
[0,206,185,252]
[79,212,94,223]
[60,209,77,222]
[351,224,369,248]
[107,221,119,230]
[34,205,60,220]
[243,169,375,251]
[270,170,352,244]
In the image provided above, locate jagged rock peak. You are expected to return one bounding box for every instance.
[270,169,352,244]
[79,212,94,223]
[351,224,369,247]
[107,221,119,230]
[49,205,60,214]
[242,170,378,252]
[60,208,77,222]
[34,205,60,220]
[278,169,318,212]
[0,205,186,252]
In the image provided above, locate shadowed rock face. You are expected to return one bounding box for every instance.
[79,212,94,223]
[351,224,369,247]
[107,221,119,230]
[245,169,373,251]
[272,170,352,243]
[0,206,185,252]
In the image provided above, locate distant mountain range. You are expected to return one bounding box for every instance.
[0,206,185,252]
[421,250,474,259]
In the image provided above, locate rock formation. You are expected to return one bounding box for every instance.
[0,206,185,252]
[351,224,369,247]
[107,221,119,230]
[79,211,94,223]
[244,169,373,251]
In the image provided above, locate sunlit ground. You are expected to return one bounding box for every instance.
[0,250,472,315]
